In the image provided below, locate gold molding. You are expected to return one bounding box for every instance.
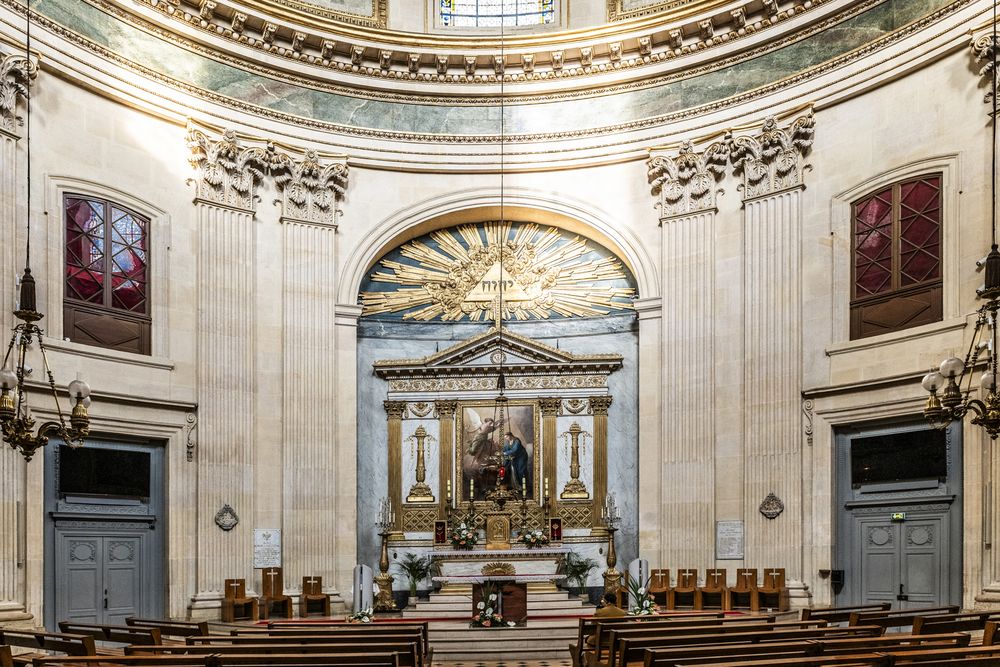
[240,0,387,29]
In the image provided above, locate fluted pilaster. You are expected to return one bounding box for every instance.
[436,400,457,518]
[590,396,612,530]
[385,400,406,538]
[539,398,560,508]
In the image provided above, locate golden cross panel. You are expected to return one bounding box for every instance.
[360,222,636,322]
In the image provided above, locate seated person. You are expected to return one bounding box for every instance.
[587,592,627,646]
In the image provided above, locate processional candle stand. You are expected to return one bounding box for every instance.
[374,497,397,611]
[601,493,623,595]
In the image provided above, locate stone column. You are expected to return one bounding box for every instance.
[538,398,560,506]
[731,113,814,605]
[635,297,663,563]
[0,51,34,622]
[436,400,457,518]
[590,395,612,531]
[272,150,348,603]
[646,140,728,569]
[384,400,407,538]
[334,303,362,598]
[186,128,269,614]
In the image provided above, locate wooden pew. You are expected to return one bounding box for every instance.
[237,624,431,666]
[58,623,161,646]
[0,630,96,658]
[847,606,959,630]
[693,655,890,667]
[911,611,1000,636]
[33,654,401,667]
[570,614,734,667]
[126,620,210,641]
[1,646,12,667]
[126,642,421,667]
[606,625,883,667]
[881,644,1000,664]
[802,604,892,624]
[185,633,427,667]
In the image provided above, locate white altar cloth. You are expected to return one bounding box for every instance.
[431,546,570,579]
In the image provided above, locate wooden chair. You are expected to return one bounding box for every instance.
[757,568,790,612]
[697,568,728,610]
[648,569,671,607]
[260,567,293,619]
[299,575,332,617]
[222,579,259,622]
[726,568,758,611]
[668,569,698,609]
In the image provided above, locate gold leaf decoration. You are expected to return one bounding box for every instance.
[360,222,635,321]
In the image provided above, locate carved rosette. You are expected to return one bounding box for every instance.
[271,149,348,226]
[973,33,997,105]
[730,113,815,199]
[187,127,271,211]
[647,139,729,218]
[0,51,36,136]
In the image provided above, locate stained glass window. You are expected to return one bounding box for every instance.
[850,174,942,339]
[441,0,555,27]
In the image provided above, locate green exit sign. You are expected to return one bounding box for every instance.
[891,512,906,521]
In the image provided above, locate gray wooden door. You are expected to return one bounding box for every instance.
[855,515,944,608]
[56,533,143,625]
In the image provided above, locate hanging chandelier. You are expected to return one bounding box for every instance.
[0,3,91,462]
[921,8,1000,438]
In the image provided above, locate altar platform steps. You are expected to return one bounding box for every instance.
[402,583,594,621]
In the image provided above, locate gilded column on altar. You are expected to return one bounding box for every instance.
[384,400,407,537]
[590,395,612,532]
[436,400,457,519]
[539,398,560,508]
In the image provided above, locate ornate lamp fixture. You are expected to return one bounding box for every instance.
[921,10,1000,437]
[0,6,90,461]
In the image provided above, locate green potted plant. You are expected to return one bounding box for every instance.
[561,552,598,599]
[395,553,433,606]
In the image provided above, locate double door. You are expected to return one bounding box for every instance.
[854,513,947,608]
[56,532,144,625]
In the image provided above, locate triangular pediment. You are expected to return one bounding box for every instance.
[373,326,622,379]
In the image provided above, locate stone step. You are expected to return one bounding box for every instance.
[411,598,588,611]
[417,591,579,604]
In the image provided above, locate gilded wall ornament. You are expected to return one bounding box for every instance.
[360,222,635,322]
[758,492,784,520]
[215,504,239,531]
[481,562,516,576]
[0,51,36,135]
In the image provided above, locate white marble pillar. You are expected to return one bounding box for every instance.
[273,151,348,605]
[186,128,269,614]
[0,50,34,622]
[646,140,727,569]
[635,298,663,563]
[334,303,362,600]
[731,114,814,604]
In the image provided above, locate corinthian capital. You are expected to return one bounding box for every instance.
[730,112,815,200]
[1,52,36,136]
[270,149,349,227]
[647,139,728,219]
[187,126,271,211]
[972,32,997,105]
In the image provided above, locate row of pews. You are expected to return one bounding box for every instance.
[571,604,1000,667]
[0,618,430,667]
[641,568,790,612]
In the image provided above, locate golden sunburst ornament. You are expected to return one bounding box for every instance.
[360,222,635,322]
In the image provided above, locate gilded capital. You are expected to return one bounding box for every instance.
[187,126,270,211]
[730,112,815,199]
[538,397,561,416]
[0,52,36,136]
[435,400,457,418]
[647,138,728,218]
[589,395,613,415]
[271,148,349,227]
[384,400,407,419]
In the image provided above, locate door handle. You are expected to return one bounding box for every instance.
[103,589,108,609]
[897,584,908,601]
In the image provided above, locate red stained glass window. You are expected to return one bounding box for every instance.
[850,175,942,340]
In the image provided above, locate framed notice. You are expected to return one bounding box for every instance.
[253,528,281,568]
[715,520,744,560]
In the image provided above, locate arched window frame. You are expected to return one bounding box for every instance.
[830,155,962,346]
[44,175,172,364]
[432,0,561,31]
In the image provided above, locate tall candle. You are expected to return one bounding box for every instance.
[470,478,474,498]
[522,478,526,497]
[544,477,549,497]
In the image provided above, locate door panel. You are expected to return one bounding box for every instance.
[104,537,141,625]
[857,521,899,605]
[61,536,102,623]
[901,519,942,608]
[55,533,145,625]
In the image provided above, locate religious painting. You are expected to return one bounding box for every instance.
[457,401,538,502]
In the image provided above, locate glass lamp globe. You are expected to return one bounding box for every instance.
[983,372,997,392]
[939,357,965,379]
[922,372,944,393]
[67,377,91,400]
[0,368,15,391]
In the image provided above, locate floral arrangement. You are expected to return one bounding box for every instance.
[626,575,658,616]
[518,529,550,549]
[450,522,478,549]
[347,607,374,623]
[470,585,516,628]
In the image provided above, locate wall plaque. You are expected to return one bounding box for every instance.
[253,528,282,568]
[715,520,744,560]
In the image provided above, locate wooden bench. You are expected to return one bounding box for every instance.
[58,623,161,646]
[33,654,401,667]
[0,630,96,662]
[126,642,421,667]
[185,634,428,667]
[126,620,210,641]
[696,654,890,667]
[911,611,1000,636]
[802,604,892,624]
[569,614,734,667]
[848,606,960,630]
[238,624,431,666]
